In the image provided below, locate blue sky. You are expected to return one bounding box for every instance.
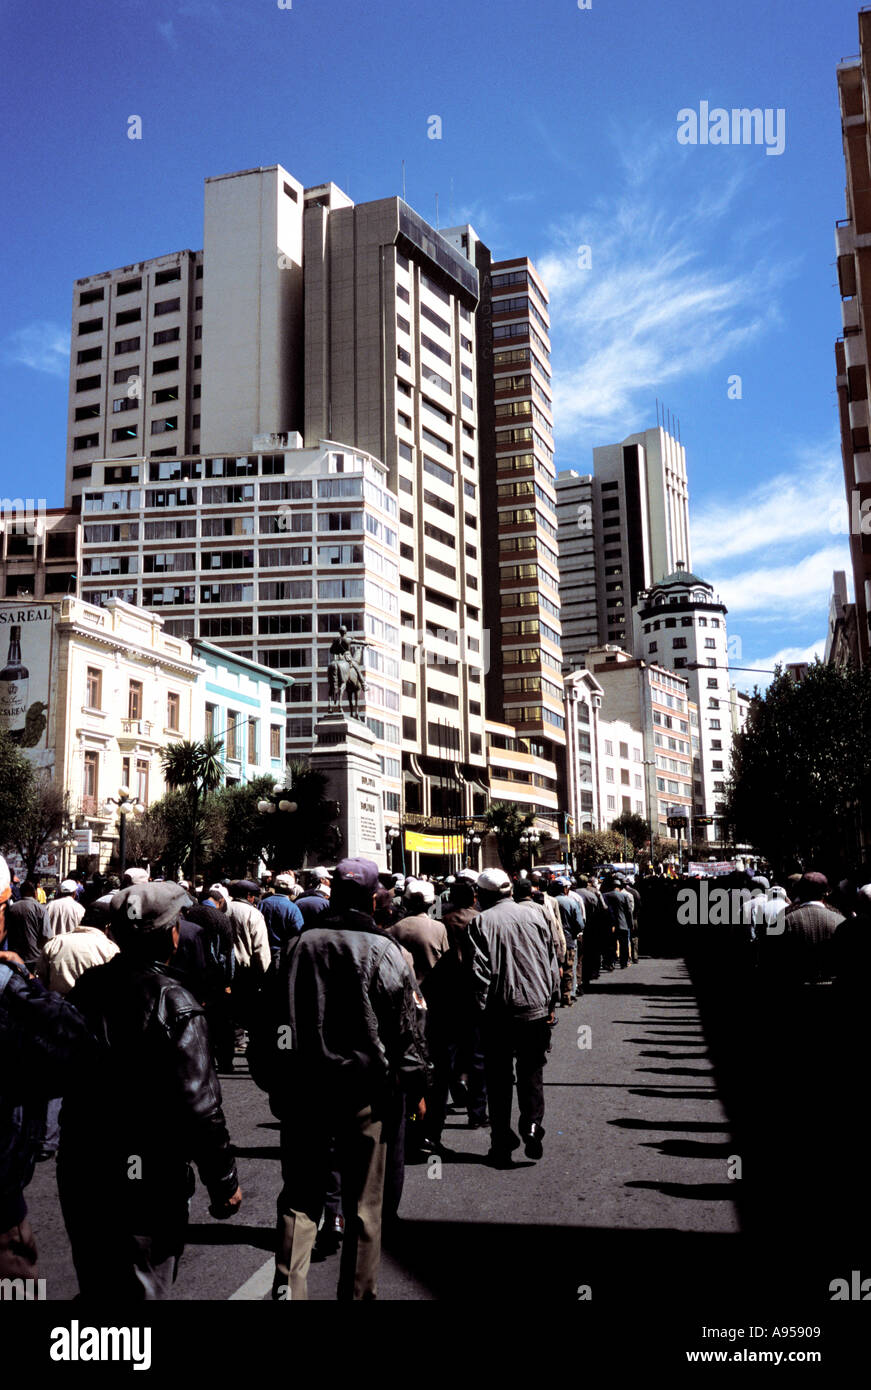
[0,0,863,676]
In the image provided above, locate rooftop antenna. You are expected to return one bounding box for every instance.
[655,397,660,427]
[401,159,406,203]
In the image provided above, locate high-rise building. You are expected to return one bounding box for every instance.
[64,165,496,868]
[442,230,565,824]
[1,506,80,601]
[556,426,691,667]
[824,570,859,667]
[77,441,404,826]
[835,24,871,666]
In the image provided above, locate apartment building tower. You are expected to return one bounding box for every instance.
[835,20,871,665]
[556,426,691,667]
[65,165,491,856]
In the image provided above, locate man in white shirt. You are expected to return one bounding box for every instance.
[46,882,85,937]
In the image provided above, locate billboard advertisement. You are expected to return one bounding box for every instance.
[0,602,56,772]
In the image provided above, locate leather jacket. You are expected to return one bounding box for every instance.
[60,955,238,1210]
[271,908,429,1112]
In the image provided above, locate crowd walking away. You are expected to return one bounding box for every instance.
[0,850,864,1301]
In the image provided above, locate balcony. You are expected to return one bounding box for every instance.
[119,718,153,741]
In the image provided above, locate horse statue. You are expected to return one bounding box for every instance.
[327,627,366,719]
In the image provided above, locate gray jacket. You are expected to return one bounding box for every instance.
[467,896,560,1022]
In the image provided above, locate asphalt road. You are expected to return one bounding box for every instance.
[27,954,747,1304]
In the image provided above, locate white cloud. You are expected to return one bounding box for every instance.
[537,154,792,450]
[692,449,845,566]
[157,20,178,49]
[3,322,69,377]
[713,545,849,617]
[737,639,827,690]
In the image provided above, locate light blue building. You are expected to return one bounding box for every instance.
[191,638,292,785]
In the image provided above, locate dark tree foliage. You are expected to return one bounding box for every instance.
[722,661,871,878]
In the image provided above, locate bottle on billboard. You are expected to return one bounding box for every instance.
[0,624,29,741]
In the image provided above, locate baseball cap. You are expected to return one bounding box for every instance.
[477,867,512,894]
[274,874,295,890]
[111,881,193,933]
[458,868,479,884]
[404,877,436,905]
[122,867,150,886]
[208,882,228,901]
[60,878,79,894]
[333,858,381,892]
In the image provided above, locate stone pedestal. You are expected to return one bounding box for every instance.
[309,714,386,868]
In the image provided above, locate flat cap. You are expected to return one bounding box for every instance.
[111,881,193,933]
[229,878,261,899]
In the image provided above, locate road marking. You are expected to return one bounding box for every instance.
[229,1256,275,1301]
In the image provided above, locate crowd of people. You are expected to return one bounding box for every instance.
[0,849,865,1302]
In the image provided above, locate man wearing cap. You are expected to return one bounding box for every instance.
[296,868,332,926]
[57,880,242,1300]
[763,872,844,986]
[271,857,427,1300]
[46,880,85,937]
[261,874,305,967]
[35,902,120,996]
[467,867,560,1165]
[386,879,449,987]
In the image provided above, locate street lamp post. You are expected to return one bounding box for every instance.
[463,829,481,871]
[642,758,656,866]
[50,826,77,881]
[519,827,540,873]
[385,824,401,872]
[106,787,145,876]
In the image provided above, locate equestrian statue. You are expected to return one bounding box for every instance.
[326,626,367,719]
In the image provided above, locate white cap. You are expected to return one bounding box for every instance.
[477,868,512,894]
[208,882,228,900]
[457,868,479,883]
[60,878,79,894]
[404,878,436,905]
[123,867,149,885]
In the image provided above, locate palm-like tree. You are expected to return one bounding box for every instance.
[160,736,225,878]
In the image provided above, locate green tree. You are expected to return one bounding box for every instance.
[259,759,339,872]
[483,801,535,874]
[0,730,34,858]
[13,777,66,881]
[723,660,871,877]
[205,776,276,880]
[160,737,225,878]
[571,828,624,875]
[609,811,648,854]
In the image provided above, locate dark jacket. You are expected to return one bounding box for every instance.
[296,890,332,926]
[59,955,238,1213]
[0,961,94,1229]
[467,896,560,1022]
[261,893,305,958]
[271,909,428,1113]
[3,898,49,969]
[551,892,585,942]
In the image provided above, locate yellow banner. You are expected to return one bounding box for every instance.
[404,831,463,855]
